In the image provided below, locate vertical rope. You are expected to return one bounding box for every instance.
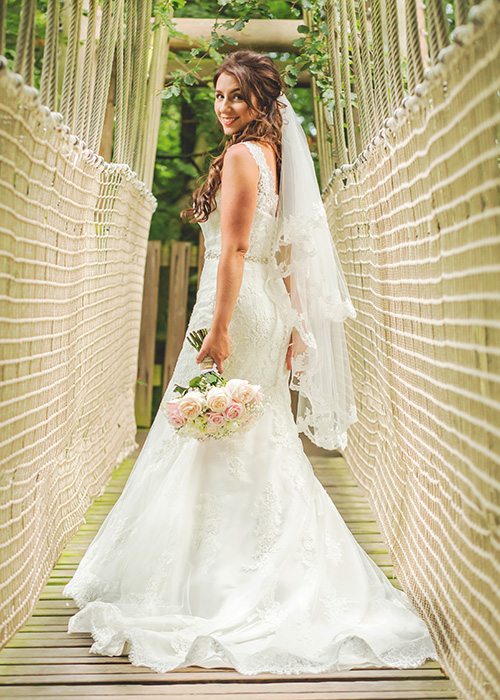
[357,0,377,141]
[60,0,83,131]
[125,0,153,172]
[371,0,390,129]
[122,0,139,165]
[87,0,120,153]
[76,0,98,144]
[426,0,450,64]
[386,0,405,109]
[0,0,5,56]
[14,0,36,85]
[39,0,60,111]
[346,0,370,150]
[455,0,471,27]
[25,0,35,85]
[138,12,162,182]
[326,0,348,166]
[114,0,126,162]
[405,0,425,93]
[339,0,357,161]
[134,0,150,175]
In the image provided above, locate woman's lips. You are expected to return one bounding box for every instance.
[220,116,238,125]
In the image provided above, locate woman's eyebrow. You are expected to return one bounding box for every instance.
[214,88,241,94]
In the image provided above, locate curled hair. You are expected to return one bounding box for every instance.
[181,50,285,223]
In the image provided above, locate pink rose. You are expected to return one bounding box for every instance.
[206,387,231,413]
[163,401,187,428]
[177,390,205,420]
[206,411,227,428]
[225,379,257,404]
[224,401,244,421]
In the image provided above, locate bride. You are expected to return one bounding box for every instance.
[63,50,440,674]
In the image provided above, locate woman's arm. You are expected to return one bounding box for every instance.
[196,144,259,373]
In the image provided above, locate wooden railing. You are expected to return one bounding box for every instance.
[135,234,205,427]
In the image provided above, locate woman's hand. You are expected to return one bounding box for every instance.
[286,333,293,371]
[285,328,308,373]
[196,327,231,374]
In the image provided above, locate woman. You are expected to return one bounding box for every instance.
[63,50,440,674]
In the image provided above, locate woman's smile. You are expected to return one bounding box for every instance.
[220,116,239,125]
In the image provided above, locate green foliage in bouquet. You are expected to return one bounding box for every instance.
[173,328,227,396]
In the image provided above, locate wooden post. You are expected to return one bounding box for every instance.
[162,241,191,393]
[135,241,161,428]
[99,52,116,162]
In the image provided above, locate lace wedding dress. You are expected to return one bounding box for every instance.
[63,141,440,674]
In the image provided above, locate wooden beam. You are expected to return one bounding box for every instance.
[169,18,302,53]
[166,55,311,86]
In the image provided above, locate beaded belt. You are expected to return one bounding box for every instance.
[204,249,270,264]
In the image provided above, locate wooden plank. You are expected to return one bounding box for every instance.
[135,240,162,428]
[162,241,191,392]
[0,691,459,699]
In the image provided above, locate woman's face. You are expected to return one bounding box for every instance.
[214,72,256,135]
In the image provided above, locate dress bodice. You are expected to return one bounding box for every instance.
[199,141,279,264]
[162,139,293,401]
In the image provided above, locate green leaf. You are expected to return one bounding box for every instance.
[283,73,297,86]
[297,24,310,34]
[291,37,306,47]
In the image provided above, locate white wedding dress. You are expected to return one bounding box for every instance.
[63,141,440,674]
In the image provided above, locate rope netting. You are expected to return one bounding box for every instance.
[0,60,157,645]
[0,0,169,646]
[321,1,500,697]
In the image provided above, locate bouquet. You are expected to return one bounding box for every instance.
[161,328,264,440]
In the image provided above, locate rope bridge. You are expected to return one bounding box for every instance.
[0,0,498,698]
[318,0,500,698]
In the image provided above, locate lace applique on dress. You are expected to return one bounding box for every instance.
[194,493,223,573]
[243,481,283,572]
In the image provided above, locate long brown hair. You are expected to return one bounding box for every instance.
[181,51,285,223]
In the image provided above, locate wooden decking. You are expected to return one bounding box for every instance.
[0,431,457,699]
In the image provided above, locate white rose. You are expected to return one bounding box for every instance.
[177,390,205,420]
[225,378,257,404]
[206,387,231,413]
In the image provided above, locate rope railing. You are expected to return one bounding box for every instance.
[0,0,170,647]
[319,1,500,697]
[0,59,157,648]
